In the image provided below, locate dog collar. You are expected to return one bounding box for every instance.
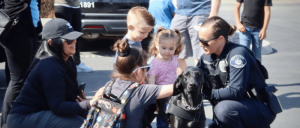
[181,93,204,111]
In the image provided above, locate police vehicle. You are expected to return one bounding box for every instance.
[80,0,151,49]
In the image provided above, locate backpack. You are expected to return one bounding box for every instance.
[81,80,141,128]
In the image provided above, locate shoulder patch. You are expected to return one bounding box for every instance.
[230,55,247,68]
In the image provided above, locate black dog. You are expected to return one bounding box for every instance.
[165,67,206,128]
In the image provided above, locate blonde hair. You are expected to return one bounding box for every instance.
[148,27,183,56]
[127,6,155,27]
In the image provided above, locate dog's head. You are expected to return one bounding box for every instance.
[174,67,204,94]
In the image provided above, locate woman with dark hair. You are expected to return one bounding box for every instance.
[54,0,93,73]
[197,16,276,128]
[97,38,178,128]
[5,18,103,128]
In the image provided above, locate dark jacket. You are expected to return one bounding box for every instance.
[9,56,90,118]
[197,42,267,101]
[3,0,43,37]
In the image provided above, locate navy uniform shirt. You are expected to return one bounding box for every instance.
[197,42,267,101]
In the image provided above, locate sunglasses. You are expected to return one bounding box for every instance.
[199,36,219,46]
[132,64,152,73]
[62,39,75,45]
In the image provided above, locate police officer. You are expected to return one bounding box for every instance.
[196,16,276,128]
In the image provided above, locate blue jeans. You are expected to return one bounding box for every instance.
[157,116,168,128]
[239,27,262,62]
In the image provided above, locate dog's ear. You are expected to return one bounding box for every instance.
[172,74,184,96]
[202,73,213,100]
[203,73,212,89]
[175,74,184,91]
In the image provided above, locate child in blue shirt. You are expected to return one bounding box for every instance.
[148,0,175,35]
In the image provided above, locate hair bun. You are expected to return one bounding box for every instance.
[156,26,165,34]
[228,25,237,36]
[113,39,130,56]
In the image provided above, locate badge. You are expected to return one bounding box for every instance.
[230,55,247,68]
[219,59,227,72]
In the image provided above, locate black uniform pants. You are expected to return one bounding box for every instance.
[54,6,82,65]
[0,22,37,128]
[214,98,276,128]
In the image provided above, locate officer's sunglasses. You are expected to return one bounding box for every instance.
[62,39,75,45]
[199,36,219,47]
[132,64,152,73]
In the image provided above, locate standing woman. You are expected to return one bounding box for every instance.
[6,18,103,128]
[54,0,93,72]
[0,0,43,127]
[197,16,276,128]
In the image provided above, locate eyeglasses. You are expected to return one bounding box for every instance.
[199,36,219,46]
[62,39,75,45]
[132,64,152,73]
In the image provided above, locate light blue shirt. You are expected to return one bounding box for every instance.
[148,0,175,35]
[175,0,211,16]
[30,0,40,27]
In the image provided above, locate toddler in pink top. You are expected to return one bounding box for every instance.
[148,55,178,85]
[148,27,183,85]
[147,27,183,126]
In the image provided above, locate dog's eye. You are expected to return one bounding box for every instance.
[196,73,202,77]
[184,74,189,77]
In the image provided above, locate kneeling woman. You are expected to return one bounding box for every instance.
[197,16,276,128]
[6,18,103,128]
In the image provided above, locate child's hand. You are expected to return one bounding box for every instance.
[259,29,266,40]
[237,23,246,33]
[89,87,105,106]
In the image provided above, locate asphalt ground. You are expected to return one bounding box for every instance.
[0,3,300,128]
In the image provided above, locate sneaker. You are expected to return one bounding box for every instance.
[77,63,93,73]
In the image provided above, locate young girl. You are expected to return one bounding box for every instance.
[148,27,183,128]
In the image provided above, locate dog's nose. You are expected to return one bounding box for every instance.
[189,84,195,87]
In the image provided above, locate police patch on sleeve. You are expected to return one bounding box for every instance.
[230,55,247,68]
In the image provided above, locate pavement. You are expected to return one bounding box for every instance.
[1,3,300,128]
